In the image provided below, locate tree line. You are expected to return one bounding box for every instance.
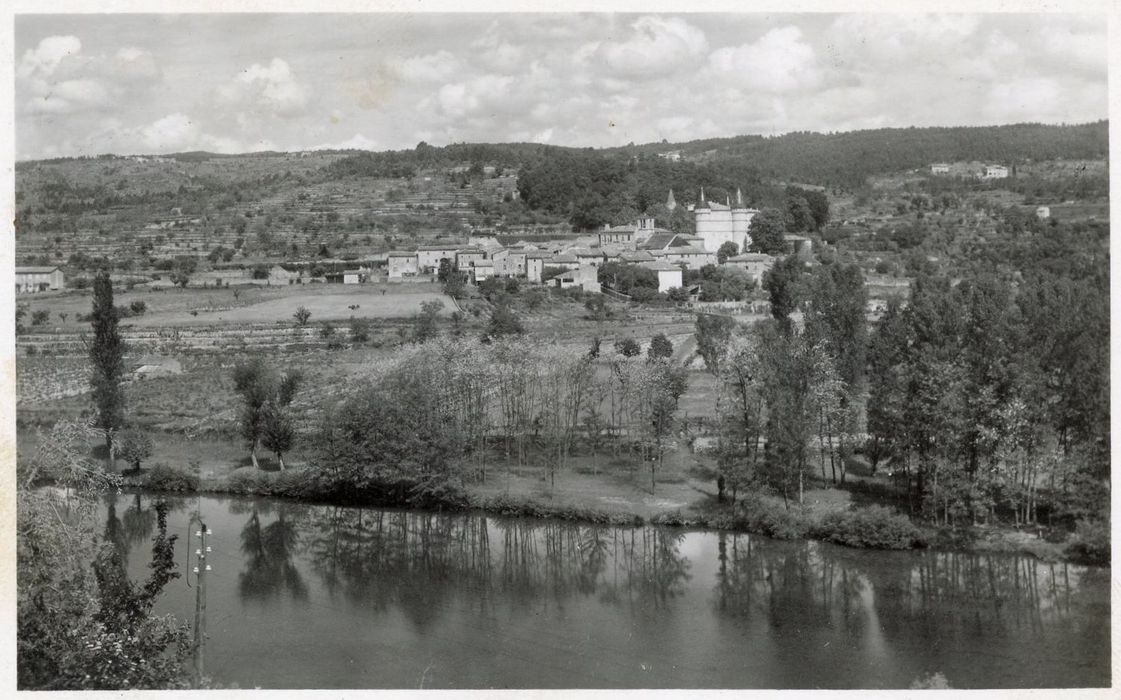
[700,252,1108,533]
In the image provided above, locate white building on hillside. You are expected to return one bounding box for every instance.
[16,266,64,293]
[640,260,683,293]
[693,188,758,254]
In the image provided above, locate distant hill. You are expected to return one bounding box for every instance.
[609,121,1109,189]
[14,121,1108,259]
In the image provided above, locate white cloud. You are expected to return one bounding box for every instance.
[219,58,309,117]
[113,46,161,81]
[395,50,461,83]
[17,35,162,117]
[593,16,708,79]
[18,35,81,78]
[1042,29,1107,75]
[709,26,821,93]
[141,113,198,151]
[425,74,515,118]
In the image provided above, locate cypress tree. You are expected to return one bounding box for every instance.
[89,270,126,470]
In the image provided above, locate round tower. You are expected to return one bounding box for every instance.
[731,188,750,251]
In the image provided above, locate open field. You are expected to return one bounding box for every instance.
[17,282,456,333]
[128,289,454,326]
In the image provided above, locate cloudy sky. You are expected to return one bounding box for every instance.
[14,12,1108,160]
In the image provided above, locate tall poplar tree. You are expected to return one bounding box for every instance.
[89,270,126,470]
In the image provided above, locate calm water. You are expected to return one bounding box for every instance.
[103,492,1110,689]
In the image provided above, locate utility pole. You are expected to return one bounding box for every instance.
[192,521,211,686]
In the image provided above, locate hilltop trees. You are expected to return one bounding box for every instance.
[233,359,302,470]
[89,271,126,470]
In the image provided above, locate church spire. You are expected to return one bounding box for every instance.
[666,189,677,212]
[736,188,744,207]
[696,187,708,210]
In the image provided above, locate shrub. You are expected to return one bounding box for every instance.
[1065,518,1110,566]
[814,505,923,550]
[129,300,147,315]
[225,466,263,493]
[733,493,811,539]
[144,463,199,492]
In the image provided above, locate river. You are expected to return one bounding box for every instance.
[104,492,1110,689]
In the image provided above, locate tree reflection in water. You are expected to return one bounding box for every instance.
[238,505,308,602]
[712,532,1095,641]
[298,508,691,627]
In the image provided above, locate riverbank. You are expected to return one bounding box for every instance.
[120,461,1104,566]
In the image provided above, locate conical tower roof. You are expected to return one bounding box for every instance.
[735,188,745,208]
[666,189,677,211]
[695,188,709,210]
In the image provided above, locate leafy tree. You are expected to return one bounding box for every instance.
[785,195,815,232]
[614,338,640,357]
[17,422,193,689]
[116,428,153,473]
[762,255,804,326]
[261,405,296,471]
[89,271,126,470]
[293,306,312,326]
[717,241,739,264]
[485,303,524,339]
[129,300,147,315]
[748,208,786,254]
[233,360,302,469]
[348,316,371,343]
[413,299,444,343]
[647,332,674,361]
[694,313,736,375]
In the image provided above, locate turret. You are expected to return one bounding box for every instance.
[666,189,677,212]
[731,187,752,251]
[695,188,709,211]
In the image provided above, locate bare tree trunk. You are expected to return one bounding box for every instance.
[277,454,285,471]
[251,441,260,469]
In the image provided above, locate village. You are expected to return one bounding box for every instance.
[10,10,1111,691]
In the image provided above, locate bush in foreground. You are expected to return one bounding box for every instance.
[1065,518,1110,566]
[144,463,199,492]
[814,505,923,550]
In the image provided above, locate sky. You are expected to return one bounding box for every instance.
[13,12,1109,160]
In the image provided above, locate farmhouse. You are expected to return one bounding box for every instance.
[661,245,713,270]
[455,249,487,269]
[640,260,684,293]
[930,163,950,174]
[526,253,547,283]
[552,264,600,293]
[618,250,656,264]
[470,261,495,283]
[725,252,775,280]
[387,251,419,278]
[268,265,299,284]
[16,266,64,293]
[1036,205,1051,219]
[342,269,367,284]
[546,251,581,271]
[416,245,460,274]
[982,164,1009,179]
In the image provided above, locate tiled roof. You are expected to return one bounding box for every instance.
[16,266,61,274]
[641,260,683,272]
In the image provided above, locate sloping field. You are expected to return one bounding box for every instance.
[127,289,455,326]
